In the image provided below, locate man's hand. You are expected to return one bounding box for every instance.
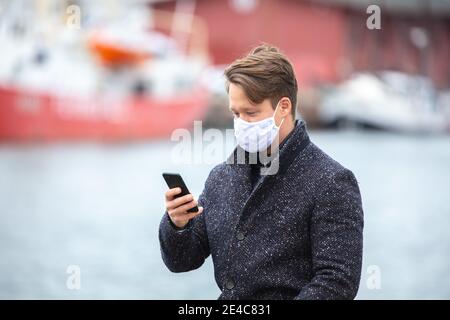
[165,188,203,229]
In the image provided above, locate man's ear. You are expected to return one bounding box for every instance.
[279,97,292,117]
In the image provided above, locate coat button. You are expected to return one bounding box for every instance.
[236,232,245,241]
[225,279,235,290]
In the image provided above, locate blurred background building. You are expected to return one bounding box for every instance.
[0,0,449,299]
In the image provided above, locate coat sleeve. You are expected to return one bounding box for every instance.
[158,175,212,273]
[295,168,364,300]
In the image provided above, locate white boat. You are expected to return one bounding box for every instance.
[319,71,450,133]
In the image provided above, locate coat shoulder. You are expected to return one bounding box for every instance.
[300,142,359,189]
[208,162,227,178]
[203,162,228,187]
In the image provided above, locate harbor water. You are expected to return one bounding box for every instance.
[0,129,449,299]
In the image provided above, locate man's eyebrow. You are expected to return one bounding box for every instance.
[229,105,256,112]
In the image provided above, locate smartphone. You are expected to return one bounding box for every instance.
[162,173,199,213]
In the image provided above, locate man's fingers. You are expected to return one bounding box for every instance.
[176,199,199,215]
[169,200,198,216]
[165,187,181,201]
[166,193,194,210]
[185,207,203,220]
[170,207,203,226]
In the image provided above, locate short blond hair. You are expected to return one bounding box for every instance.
[224,44,298,118]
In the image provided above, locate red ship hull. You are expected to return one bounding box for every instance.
[0,86,209,142]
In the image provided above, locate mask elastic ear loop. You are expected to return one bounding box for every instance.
[274,101,285,129]
[277,116,285,129]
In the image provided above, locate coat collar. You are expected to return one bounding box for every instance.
[225,120,311,209]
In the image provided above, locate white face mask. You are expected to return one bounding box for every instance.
[233,102,285,153]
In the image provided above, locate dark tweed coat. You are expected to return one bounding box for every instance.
[159,120,364,300]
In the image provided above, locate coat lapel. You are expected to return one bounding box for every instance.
[225,120,311,219]
[225,148,253,213]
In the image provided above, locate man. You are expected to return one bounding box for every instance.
[159,44,364,300]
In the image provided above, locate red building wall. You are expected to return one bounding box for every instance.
[154,0,346,85]
[153,0,450,88]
